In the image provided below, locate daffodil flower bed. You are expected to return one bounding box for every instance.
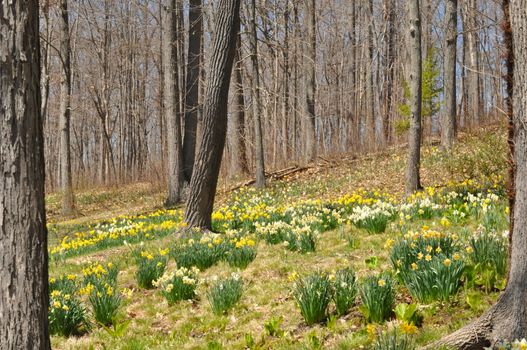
[134,248,169,289]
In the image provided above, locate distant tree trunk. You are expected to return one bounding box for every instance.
[442,0,458,150]
[249,0,266,188]
[383,0,395,146]
[228,38,250,176]
[463,0,482,125]
[0,1,51,348]
[405,0,423,195]
[282,1,290,161]
[184,0,241,229]
[164,0,184,206]
[305,0,317,162]
[182,0,203,182]
[366,0,376,149]
[59,0,75,215]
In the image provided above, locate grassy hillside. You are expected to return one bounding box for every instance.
[47,126,510,349]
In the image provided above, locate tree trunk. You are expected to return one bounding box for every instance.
[249,0,266,188]
[463,0,482,125]
[184,0,241,229]
[383,0,395,146]
[441,0,458,150]
[366,0,376,150]
[405,0,423,195]
[164,0,184,206]
[428,1,527,348]
[228,38,250,176]
[59,0,75,215]
[182,0,203,182]
[304,0,317,162]
[0,1,51,348]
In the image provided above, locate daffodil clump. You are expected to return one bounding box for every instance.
[333,268,358,316]
[154,266,200,305]
[350,201,396,233]
[293,272,333,325]
[372,325,416,350]
[172,231,228,270]
[360,274,395,323]
[134,248,169,289]
[48,275,90,336]
[402,191,444,219]
[465,226,508,292]
[224,236,257,269]
[50,209,184,259]
[390,229,464,302]
[207,273,244,315]
[80,262,121,326]
[487,338,527,350]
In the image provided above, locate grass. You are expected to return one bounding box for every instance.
[48,125,507,349]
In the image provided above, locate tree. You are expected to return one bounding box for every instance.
[441,0,458,150]
[405,0,423,195]
[249,0,266,188]
[184,0,241,229]
[182,0,203,182]
[0,1,51,348]
[59,0,75,215]
[304,0,317,162]
[164,0,184,206]
[429,1,527,348]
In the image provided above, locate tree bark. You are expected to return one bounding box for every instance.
[164,0,184,206]
[304,0,317,162]
[405,0,423,195]
[0,1,51,348]
[182,0,203,182]
[249,0,266,188]
[59,0,75,215]
[184,0,241,229]
[441,0,458,150]
[463,0,482,125]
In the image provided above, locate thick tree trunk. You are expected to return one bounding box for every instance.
[428,1,527,348]
[184,0,241,229]
[304,0,317,162]
[164,0,184,206]
[59,0,75,215]
[249,0,266,188]
[441,0,458,150]
[405,0,423,195]
[182,0,203,182]
[0,2,51,348]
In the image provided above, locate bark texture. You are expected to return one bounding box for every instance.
[0,1,51,348]
[405,0,423,195]
[441,0,457,150]
[164,0,184,206]
[184,0,241,229]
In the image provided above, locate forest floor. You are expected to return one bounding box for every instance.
[48,124,509,350]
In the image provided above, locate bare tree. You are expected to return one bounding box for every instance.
[0,1,51,348]
[184,0,241,229]
[59,0,75,215]
[304,0,317,162]
[405,0,423,194]
[441,0,458,150]
[249,0,266,188]
[164,0,184,206]
[182,0,203,182]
